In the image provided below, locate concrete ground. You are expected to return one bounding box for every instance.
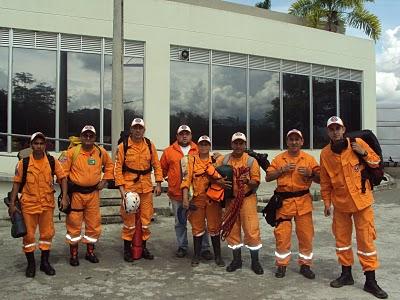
[0,187,399,300]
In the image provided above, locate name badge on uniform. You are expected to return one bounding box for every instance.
[88,158,96,165]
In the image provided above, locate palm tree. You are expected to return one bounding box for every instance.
[256,0,271,10]
[289,0,381,41]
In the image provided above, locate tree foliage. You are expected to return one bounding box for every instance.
[255,0,271,10]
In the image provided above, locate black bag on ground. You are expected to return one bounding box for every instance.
[346,130,386,192]
[261,194,283,227]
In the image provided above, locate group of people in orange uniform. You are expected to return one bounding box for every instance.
[7,115,388,299]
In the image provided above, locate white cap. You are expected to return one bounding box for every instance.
[30,132,46,142]
[177,125,191,134]
[131,118,145,128]
[327,116,344,127]
[197,135,211,144]
[231,132,247,142]
[286,129,303,138]
[81,125,96,134]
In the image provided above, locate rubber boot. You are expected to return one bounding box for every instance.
[85,243,99,263]
[226,248,242,272]
[363,271,388,299]
[330,265,354,288]
[123,239,134,262]
[142,240,154,260]
[211,235,225,267]
[40,250,55,275]
[69,244,79,267]
[25,251,36,278]
[275,266,286,278]
[250,250,264,275]
[191,236,202,267]
[300,265,315,279]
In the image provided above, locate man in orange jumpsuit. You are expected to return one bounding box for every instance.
[266,129,320,279]
[114,118,163,262]
[181,135,227,267]
[320,116,388,299]
[216,132,263,275]
[160,125,212,259]
[59,125,114,266]
[9,132,68,277]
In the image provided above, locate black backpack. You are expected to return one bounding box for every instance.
[346,130,386,193]
[245,149,270,172]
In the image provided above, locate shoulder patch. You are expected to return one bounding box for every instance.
[58,152,68,163]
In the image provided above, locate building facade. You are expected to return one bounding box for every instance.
[0,0,376,172]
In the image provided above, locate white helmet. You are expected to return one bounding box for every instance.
[124,192,140,214]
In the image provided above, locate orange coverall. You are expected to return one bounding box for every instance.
[320,138,381,271]
[180,154,222,236]
[267,150,320,267]
[160,141,198,201]
[13,154,66,253]
[216,153,261,250]
[60,146,114,244]
[114,137,163,241]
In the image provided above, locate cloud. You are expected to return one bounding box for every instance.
[376,26,400,107]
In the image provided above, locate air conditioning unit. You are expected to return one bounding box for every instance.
[178,49,189,61]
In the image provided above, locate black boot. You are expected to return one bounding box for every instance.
[40,250,55,275]
[211,235,225,267]
[250,250,264,275]
[142,240,154,260]
[85,244,99,263]
[191,236,202,267]
[123,240,133,262]
[300,265,315,279]
[69,244,79,266]
[363,271,388,299]
[226,248,242,272]
[25,251,36,278]
[330,265,354,288]
[275,266,286,278]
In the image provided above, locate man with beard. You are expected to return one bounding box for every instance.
[320,116,388,299]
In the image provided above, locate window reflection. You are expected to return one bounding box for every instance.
[340,80,361,133]
[283,73,310,148]
[170,61,209,144]
[12,48,56,151]
[212,66,246,149]
[104,55,144,148]
[59,52,100,149]
[249,70,280,149]
[0,47,8,151]
[313,77,336,148]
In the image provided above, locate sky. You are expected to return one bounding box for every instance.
[226,0,400,108]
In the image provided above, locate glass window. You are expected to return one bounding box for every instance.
[170,61,209,144]
[313,77,336,148]
[0,47,8,151]
[12,48,56,151]
[283,73,310,148]
[104,55,144,147]
[249,70,280,149]
[212,66,246,149]
[59,52,100,149]
[340,80,361,133]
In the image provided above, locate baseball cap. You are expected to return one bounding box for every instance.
[131,118,145,128]
[81,125,96,135]
[177,125,191,134]
[286,129,303,139]
[197,135,211,144]
[231,132,247,142]
[30,132,46,142]
[327,116,344,127]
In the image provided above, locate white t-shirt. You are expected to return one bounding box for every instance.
[180,145,191,156]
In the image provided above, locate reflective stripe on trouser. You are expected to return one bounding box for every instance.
[120,192,153,241]
[65,191,101,244]
[188,195,222,236]
[22,209,55,253]
[274,211,314,266]
[332,206,379,271]
[225,194,261,249]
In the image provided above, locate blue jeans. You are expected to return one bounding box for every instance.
[170,199,210,251]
